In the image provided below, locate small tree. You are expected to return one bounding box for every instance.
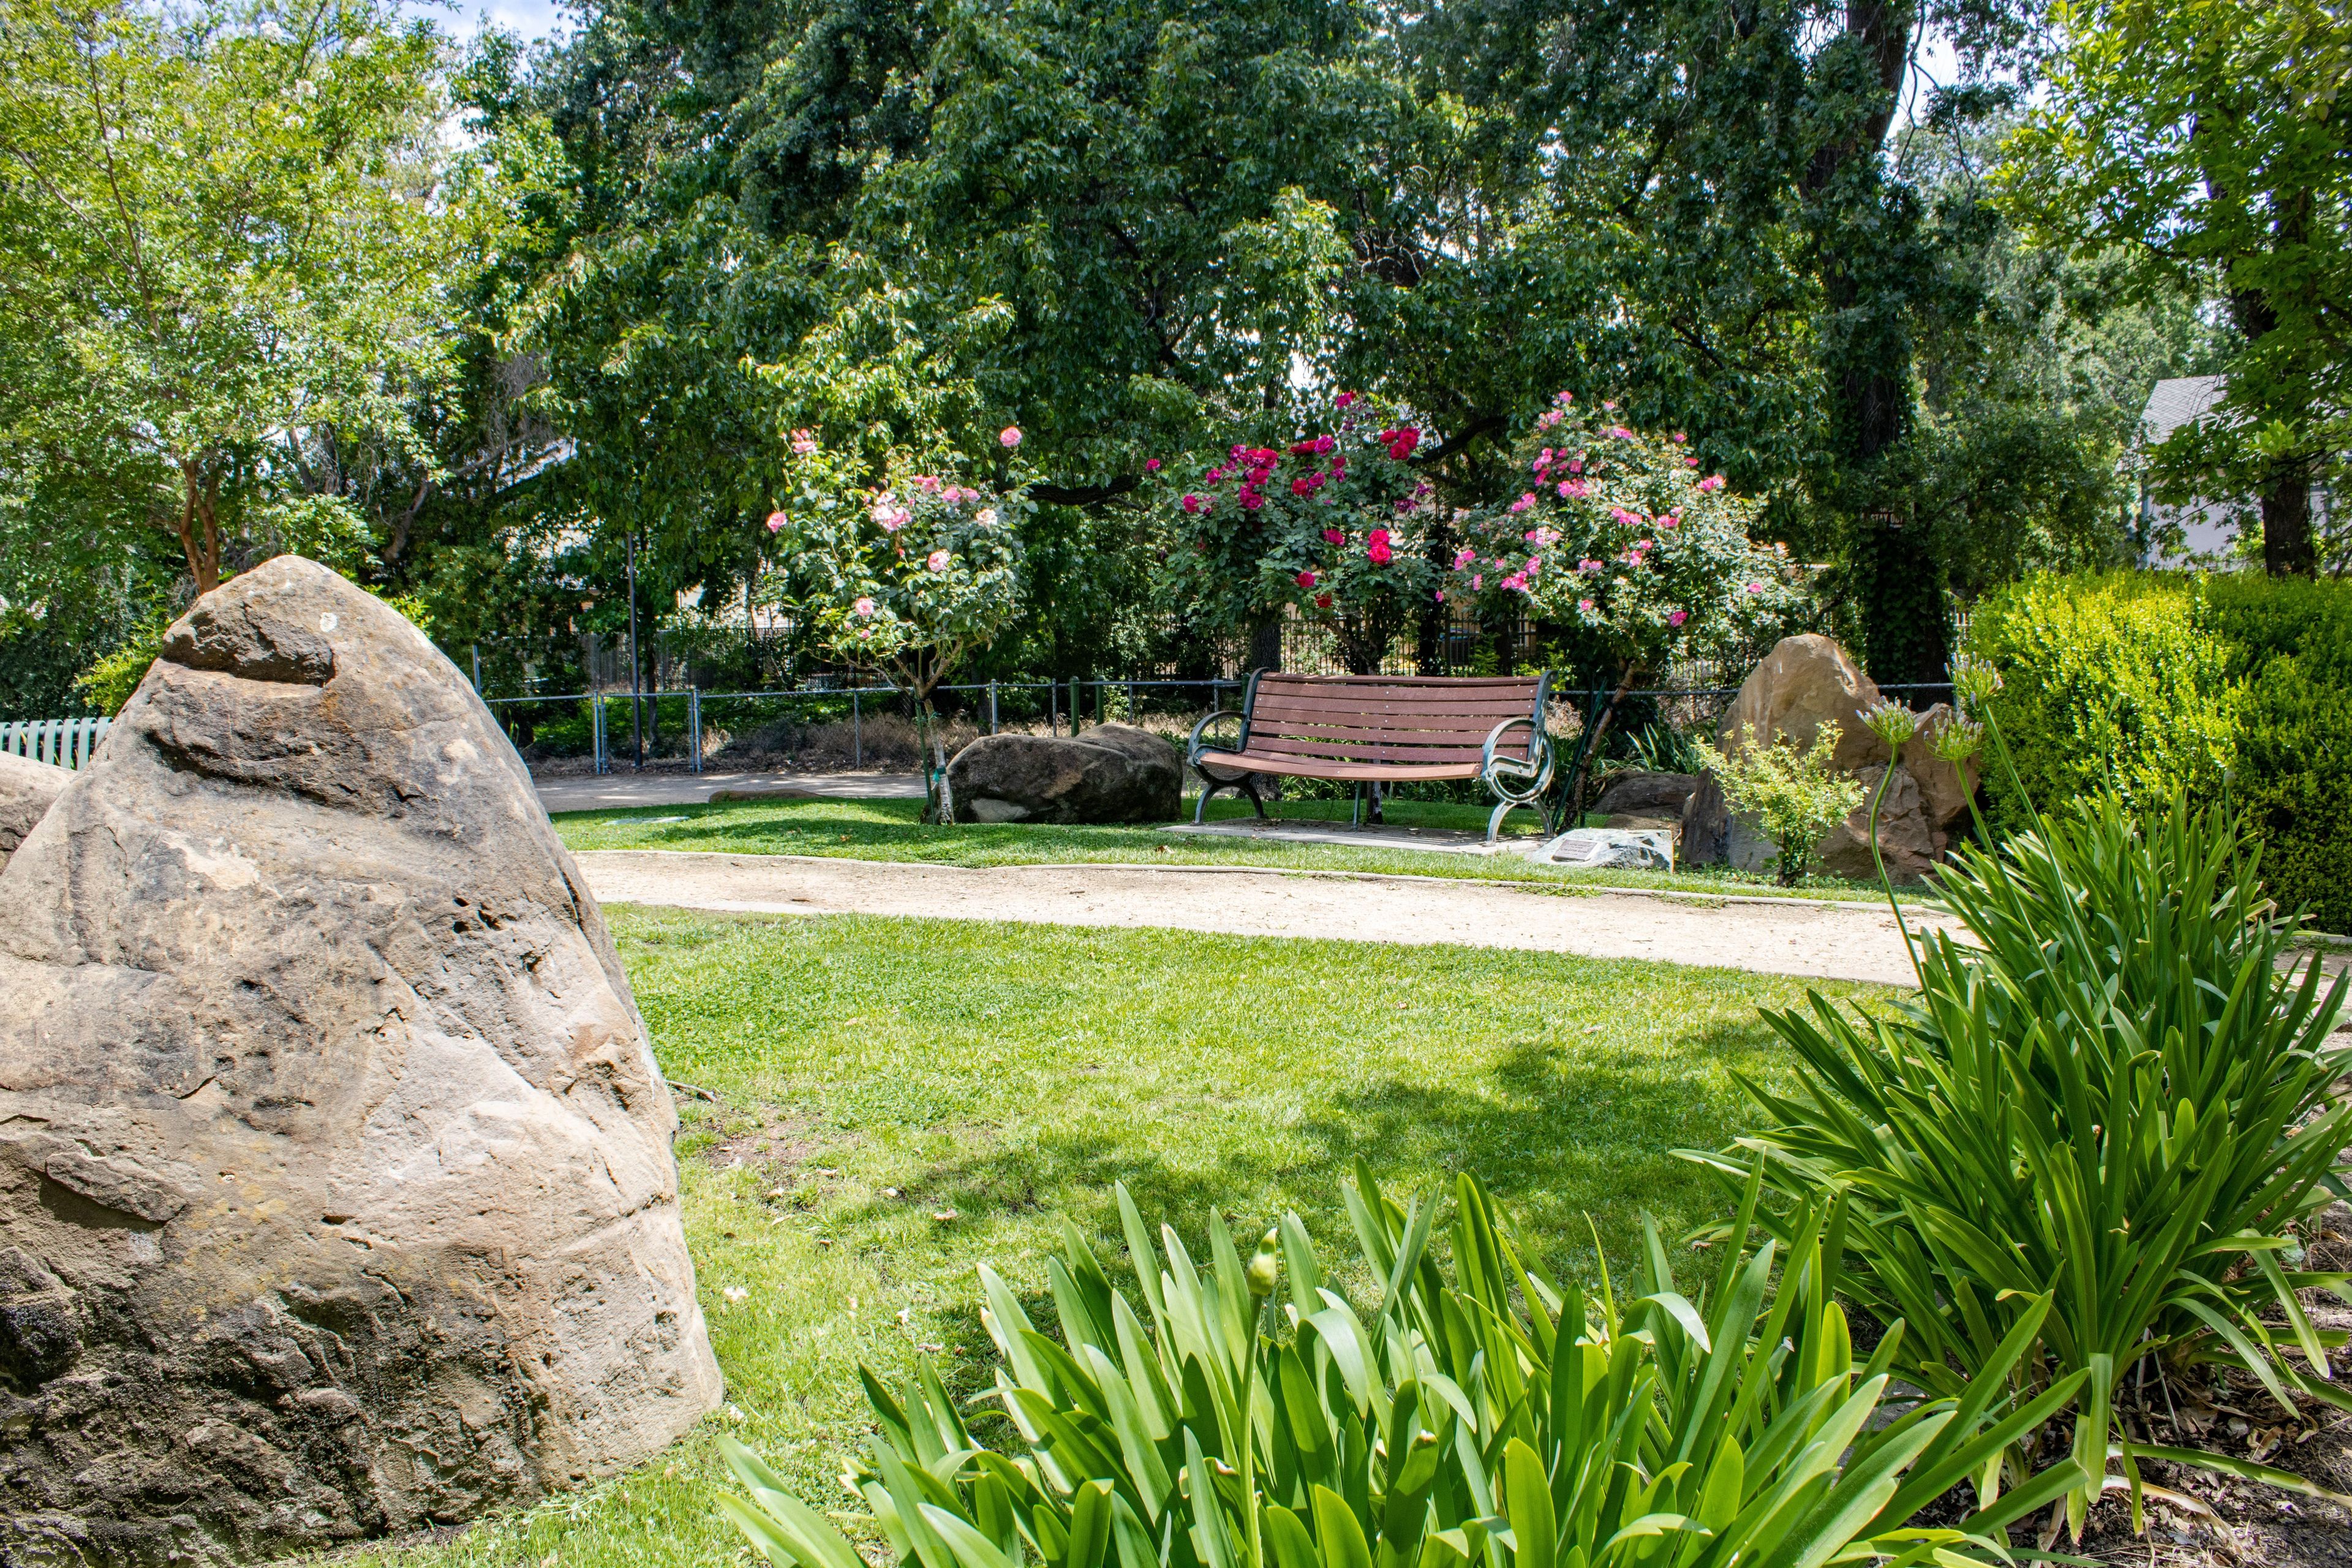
[770,435,1026,821]
[1450,395,1810,806]
[1695,722,1865,886]
[1156,394,1442,674]
[0,0,485,593]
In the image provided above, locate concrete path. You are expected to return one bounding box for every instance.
[578,850,1968,987]
[534,769,926,813]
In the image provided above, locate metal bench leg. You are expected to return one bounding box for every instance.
[1245,778,1268,819]
[1351,782,1363,829]
[1194,781,1219,824]
[1368,783,1385,826]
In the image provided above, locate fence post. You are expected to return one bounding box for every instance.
[593,694,607,775]
[688,688,703,775]
[471,644,482,692]
[988,679,998,735]
[1049,681,1058,736]
[852,689,862,769]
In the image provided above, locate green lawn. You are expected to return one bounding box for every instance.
[550,795,1929,905]
[341,906,1869,1568]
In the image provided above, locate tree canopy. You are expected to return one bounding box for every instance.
[0,0,2318,718]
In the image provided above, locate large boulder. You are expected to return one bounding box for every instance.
[1716,633,1888,774]
[0,559,722,1564]
[949,723,1182,824]
[1815,764,1941,883]
[0,750,70,872]
[1899,704,1980,835]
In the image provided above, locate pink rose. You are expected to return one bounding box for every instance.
[927,551,951,571]
[1145,458,1161,472]
[1608,426,1635,439]
[1471,573,1482,589]
[1672,431,1687,443]
[1509,492,1536,514]
[766,511,788,532]
[1579,558,1602,573]
[1297,570,1317,587]
[1368,541,1392,564]
[1316,592,1333,608]
[1324,527,1344,545]
[1668,609,1688,627]
[1000,426,1022,448]
[1434,589,1445,603]
[1698,473,1725,491]
[853,597,876,617]
[790,428,819,454]
[1336,391,1357,409]
[1578,597,1596,613]
[1452,547,1475,569]
[1745,582,1765,594]
[1181,494,1202,513]
[1555,390,1575,406]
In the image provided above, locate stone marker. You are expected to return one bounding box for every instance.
[948,723,1182,824]
[0,558,722,1565]
[0,750,70,872]
[1538,826,1676,870]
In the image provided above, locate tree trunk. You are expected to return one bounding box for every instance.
[2261,461,2318,578]
[1247,613,1283,673]
[1561,666,1637,824]
[173,462,222,595]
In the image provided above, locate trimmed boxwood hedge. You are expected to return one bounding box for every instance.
[1967,571,2352,933]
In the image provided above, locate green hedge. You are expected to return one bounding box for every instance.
[1967,571,2352,933]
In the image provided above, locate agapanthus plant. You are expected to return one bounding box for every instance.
[1156,394,1440,674]
[1450,394,1809,804]
[769,434,1027,821]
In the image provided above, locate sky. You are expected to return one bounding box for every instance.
[410,0,568,47]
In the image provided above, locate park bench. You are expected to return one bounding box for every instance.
[1186,673,1557,844]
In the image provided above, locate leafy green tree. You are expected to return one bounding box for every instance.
[0,0,496,594]
[1999,0,2352,576]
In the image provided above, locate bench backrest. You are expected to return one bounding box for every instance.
[1238,673,1550,767]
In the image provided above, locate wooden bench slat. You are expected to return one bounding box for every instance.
[1245,735,1492,763]
[1261,710,1533,742]
[1250,695,1538,722]
[1254,676,1540,690]
[1197,750,1485,782]
[1245,723,1510,751]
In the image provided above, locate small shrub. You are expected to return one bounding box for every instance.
[723,1166,2078,1568]
[1694,722,1866,885]
[1964,571,2239,825]
[1965,569,2352,931]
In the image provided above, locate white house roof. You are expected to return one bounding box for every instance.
[2141,375,2226,444]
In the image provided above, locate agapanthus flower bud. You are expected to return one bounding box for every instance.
[1245,1229,1280,1298]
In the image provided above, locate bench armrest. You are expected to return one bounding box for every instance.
[1481,716,1555,802]
[1186,708,1246,767]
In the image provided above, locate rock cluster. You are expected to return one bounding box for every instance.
[1681,635,1978,882]
[0,559,722,1564]
[948,723,1182,824]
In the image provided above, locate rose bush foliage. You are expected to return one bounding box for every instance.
[1449,395,1807,681]
[1155,395,1441,673]
[769,438,1028,703]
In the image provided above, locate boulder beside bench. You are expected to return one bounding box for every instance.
[946,723,1182,824]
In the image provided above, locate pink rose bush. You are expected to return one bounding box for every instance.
[766,435,1027,820]
[1448,401,1804,681]
[1155,393,1441,673]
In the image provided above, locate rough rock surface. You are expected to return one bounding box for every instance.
[950,723,1181,824]
[0,557,722,1566]
[1898,704,1980,835]
[1591,771,1697,817]
[1815,765,1940,883]
[0,751,70,872]
[1717,634,1888,774]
